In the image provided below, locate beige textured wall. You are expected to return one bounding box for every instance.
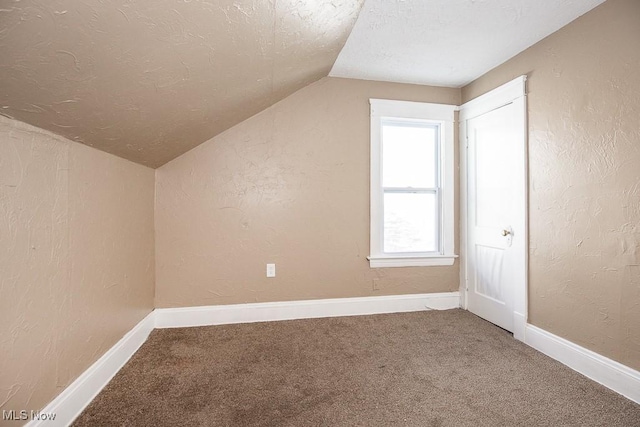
[0,116,155,416]
[463,0,640,370]
[155,77,461,308]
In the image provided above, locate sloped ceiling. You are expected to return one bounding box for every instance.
[330,0,606,87]
[0,0,364,168]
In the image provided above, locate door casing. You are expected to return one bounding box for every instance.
[459,76,529,341]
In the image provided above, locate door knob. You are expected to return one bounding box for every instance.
[501,229,512,236]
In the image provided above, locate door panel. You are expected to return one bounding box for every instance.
[475,244,505,301]
[466,103,520,332]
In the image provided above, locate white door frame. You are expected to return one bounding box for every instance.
[459,75,529,341]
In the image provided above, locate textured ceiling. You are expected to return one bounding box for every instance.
[0,0,364,168]
[330,0,606,87]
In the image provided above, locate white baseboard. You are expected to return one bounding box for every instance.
[27,312,155,427]
[154,292,461,329]
[525,324,640,404]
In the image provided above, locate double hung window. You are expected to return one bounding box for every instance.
[369,99,456,268]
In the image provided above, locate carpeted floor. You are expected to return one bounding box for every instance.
[74,309,640,426]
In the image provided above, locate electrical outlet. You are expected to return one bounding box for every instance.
[372,278,380,291]
[266,263,276,278]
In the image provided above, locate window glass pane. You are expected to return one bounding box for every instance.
[382,122,437,188]
[384,192,437,253]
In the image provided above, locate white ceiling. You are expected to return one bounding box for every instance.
[330,0,606,87]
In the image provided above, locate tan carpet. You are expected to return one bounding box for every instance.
[74,309,640,426]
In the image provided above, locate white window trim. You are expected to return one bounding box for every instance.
[368,99,457,268]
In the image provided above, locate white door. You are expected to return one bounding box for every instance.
[462,80,527,335]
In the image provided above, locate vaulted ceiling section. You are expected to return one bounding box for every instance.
[0,0,364,167]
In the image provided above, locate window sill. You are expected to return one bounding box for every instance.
[367,255,458,268]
